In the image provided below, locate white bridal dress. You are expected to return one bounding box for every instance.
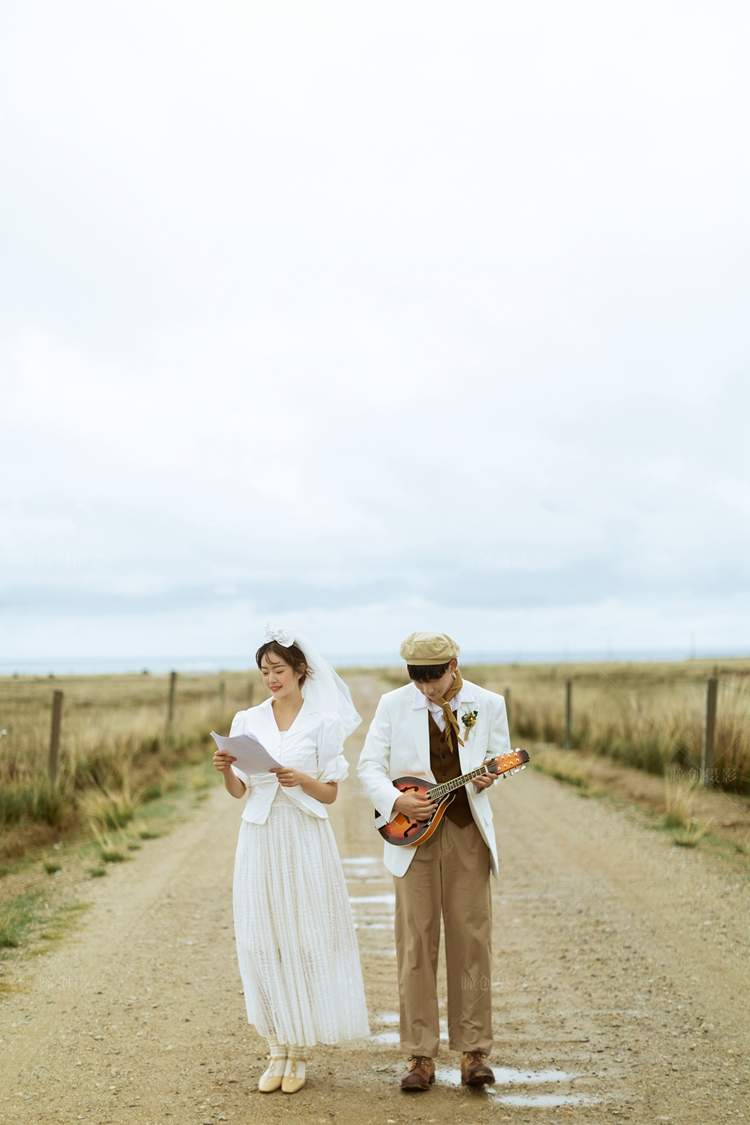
[230,695,370,1046]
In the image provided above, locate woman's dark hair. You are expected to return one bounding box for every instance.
[256,641,311,687]
[406,661,451,683]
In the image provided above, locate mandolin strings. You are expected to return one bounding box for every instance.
[426,753,525,801]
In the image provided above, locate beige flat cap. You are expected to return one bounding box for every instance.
[399,631,460,665]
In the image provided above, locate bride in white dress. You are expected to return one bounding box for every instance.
[212,626,370,1094]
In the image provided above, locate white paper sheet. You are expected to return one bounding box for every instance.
[210,730,282,775]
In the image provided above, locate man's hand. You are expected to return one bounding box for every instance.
[394,792,438,822]
[471,773,495,790]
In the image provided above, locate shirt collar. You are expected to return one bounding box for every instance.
[411,679,477,711]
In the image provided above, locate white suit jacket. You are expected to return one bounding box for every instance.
[357,680,509,878]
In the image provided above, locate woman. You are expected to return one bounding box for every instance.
[212,625,370,1094]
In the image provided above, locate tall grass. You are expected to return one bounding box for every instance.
[0,669,261,856]
[0,890,39,948]
[465,658,750,794]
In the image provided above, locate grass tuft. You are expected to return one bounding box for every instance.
[530,746,593,792]
[36,901,89,945]
[92,829,131,863]
[97,844,129,863]
[135,825,164,840]
[0,779,73,827]
[0,890,40,948]
[729,827,750,855]
[79,780,139,833]
[43,860,62,874]
[672,820,712,848]
[662,780,697,829]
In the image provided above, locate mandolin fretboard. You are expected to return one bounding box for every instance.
[426,750,527,801]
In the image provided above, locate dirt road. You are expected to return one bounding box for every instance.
[1,673,749,1124]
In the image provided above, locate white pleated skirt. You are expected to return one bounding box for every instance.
[233,791,370,1047]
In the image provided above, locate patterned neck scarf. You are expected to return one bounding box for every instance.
[437,668,465,747]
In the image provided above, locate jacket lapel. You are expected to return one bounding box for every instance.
[408,693,432,778]
[456,699,481,774]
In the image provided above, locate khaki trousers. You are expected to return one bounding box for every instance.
[394,815,493,1058]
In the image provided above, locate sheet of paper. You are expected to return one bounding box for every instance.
[210,731,282,775]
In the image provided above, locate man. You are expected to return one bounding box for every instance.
[358,632,510,1091]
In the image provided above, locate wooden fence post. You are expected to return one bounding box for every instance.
[247,681,254,709]
[219,679,226,710]
[564,680,572,750]
[49,690,64,782]
[701,673,718,787]
[504,686,511,730]
[166,671,178,739]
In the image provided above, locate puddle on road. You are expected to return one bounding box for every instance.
[370,1032,448,1044]
[433,1067,599,1107]
[435,1067,578,1087]
[497,1094,600,1107]
[342,856,388,879]
[371,1019,447,1045]
[371,1056,597,1106]
[348,894,395,905]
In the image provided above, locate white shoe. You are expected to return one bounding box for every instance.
[258,1053,287,1089]
[281,1056,306,1094]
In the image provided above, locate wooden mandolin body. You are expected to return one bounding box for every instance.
[374,748,529,848]
[375,776,455,847]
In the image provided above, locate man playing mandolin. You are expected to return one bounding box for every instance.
[358,632,515,1092]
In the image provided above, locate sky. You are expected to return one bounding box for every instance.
[1,0,749,669]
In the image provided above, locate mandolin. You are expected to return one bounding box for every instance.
[374,748,530,847]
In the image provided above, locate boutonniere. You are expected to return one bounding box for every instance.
[461,708,479,735]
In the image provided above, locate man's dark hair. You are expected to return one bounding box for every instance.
[406,661,451,683]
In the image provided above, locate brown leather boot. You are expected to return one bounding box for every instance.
[460,1050,495,1086]
[401,1056,435,1091]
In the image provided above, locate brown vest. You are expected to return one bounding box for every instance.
[428,712,473,828]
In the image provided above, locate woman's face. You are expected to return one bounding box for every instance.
[260,653,305,700]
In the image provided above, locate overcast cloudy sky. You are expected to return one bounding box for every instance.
[1,0,748,668]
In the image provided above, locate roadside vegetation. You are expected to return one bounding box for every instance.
[465,657,750,794]
[0,669,261,867]
[0,751,221,962]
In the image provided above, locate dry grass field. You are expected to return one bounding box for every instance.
[2,657,748,873]
[468,657,750,789]
[0,670,262,864]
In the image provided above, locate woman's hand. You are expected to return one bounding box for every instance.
[270,767,338,804]
[270,766,309,788]
[213,750,237,773]
[471,773,495,790]
[214,749,246,798]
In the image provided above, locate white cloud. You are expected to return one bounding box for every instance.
[1,0,748,664]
